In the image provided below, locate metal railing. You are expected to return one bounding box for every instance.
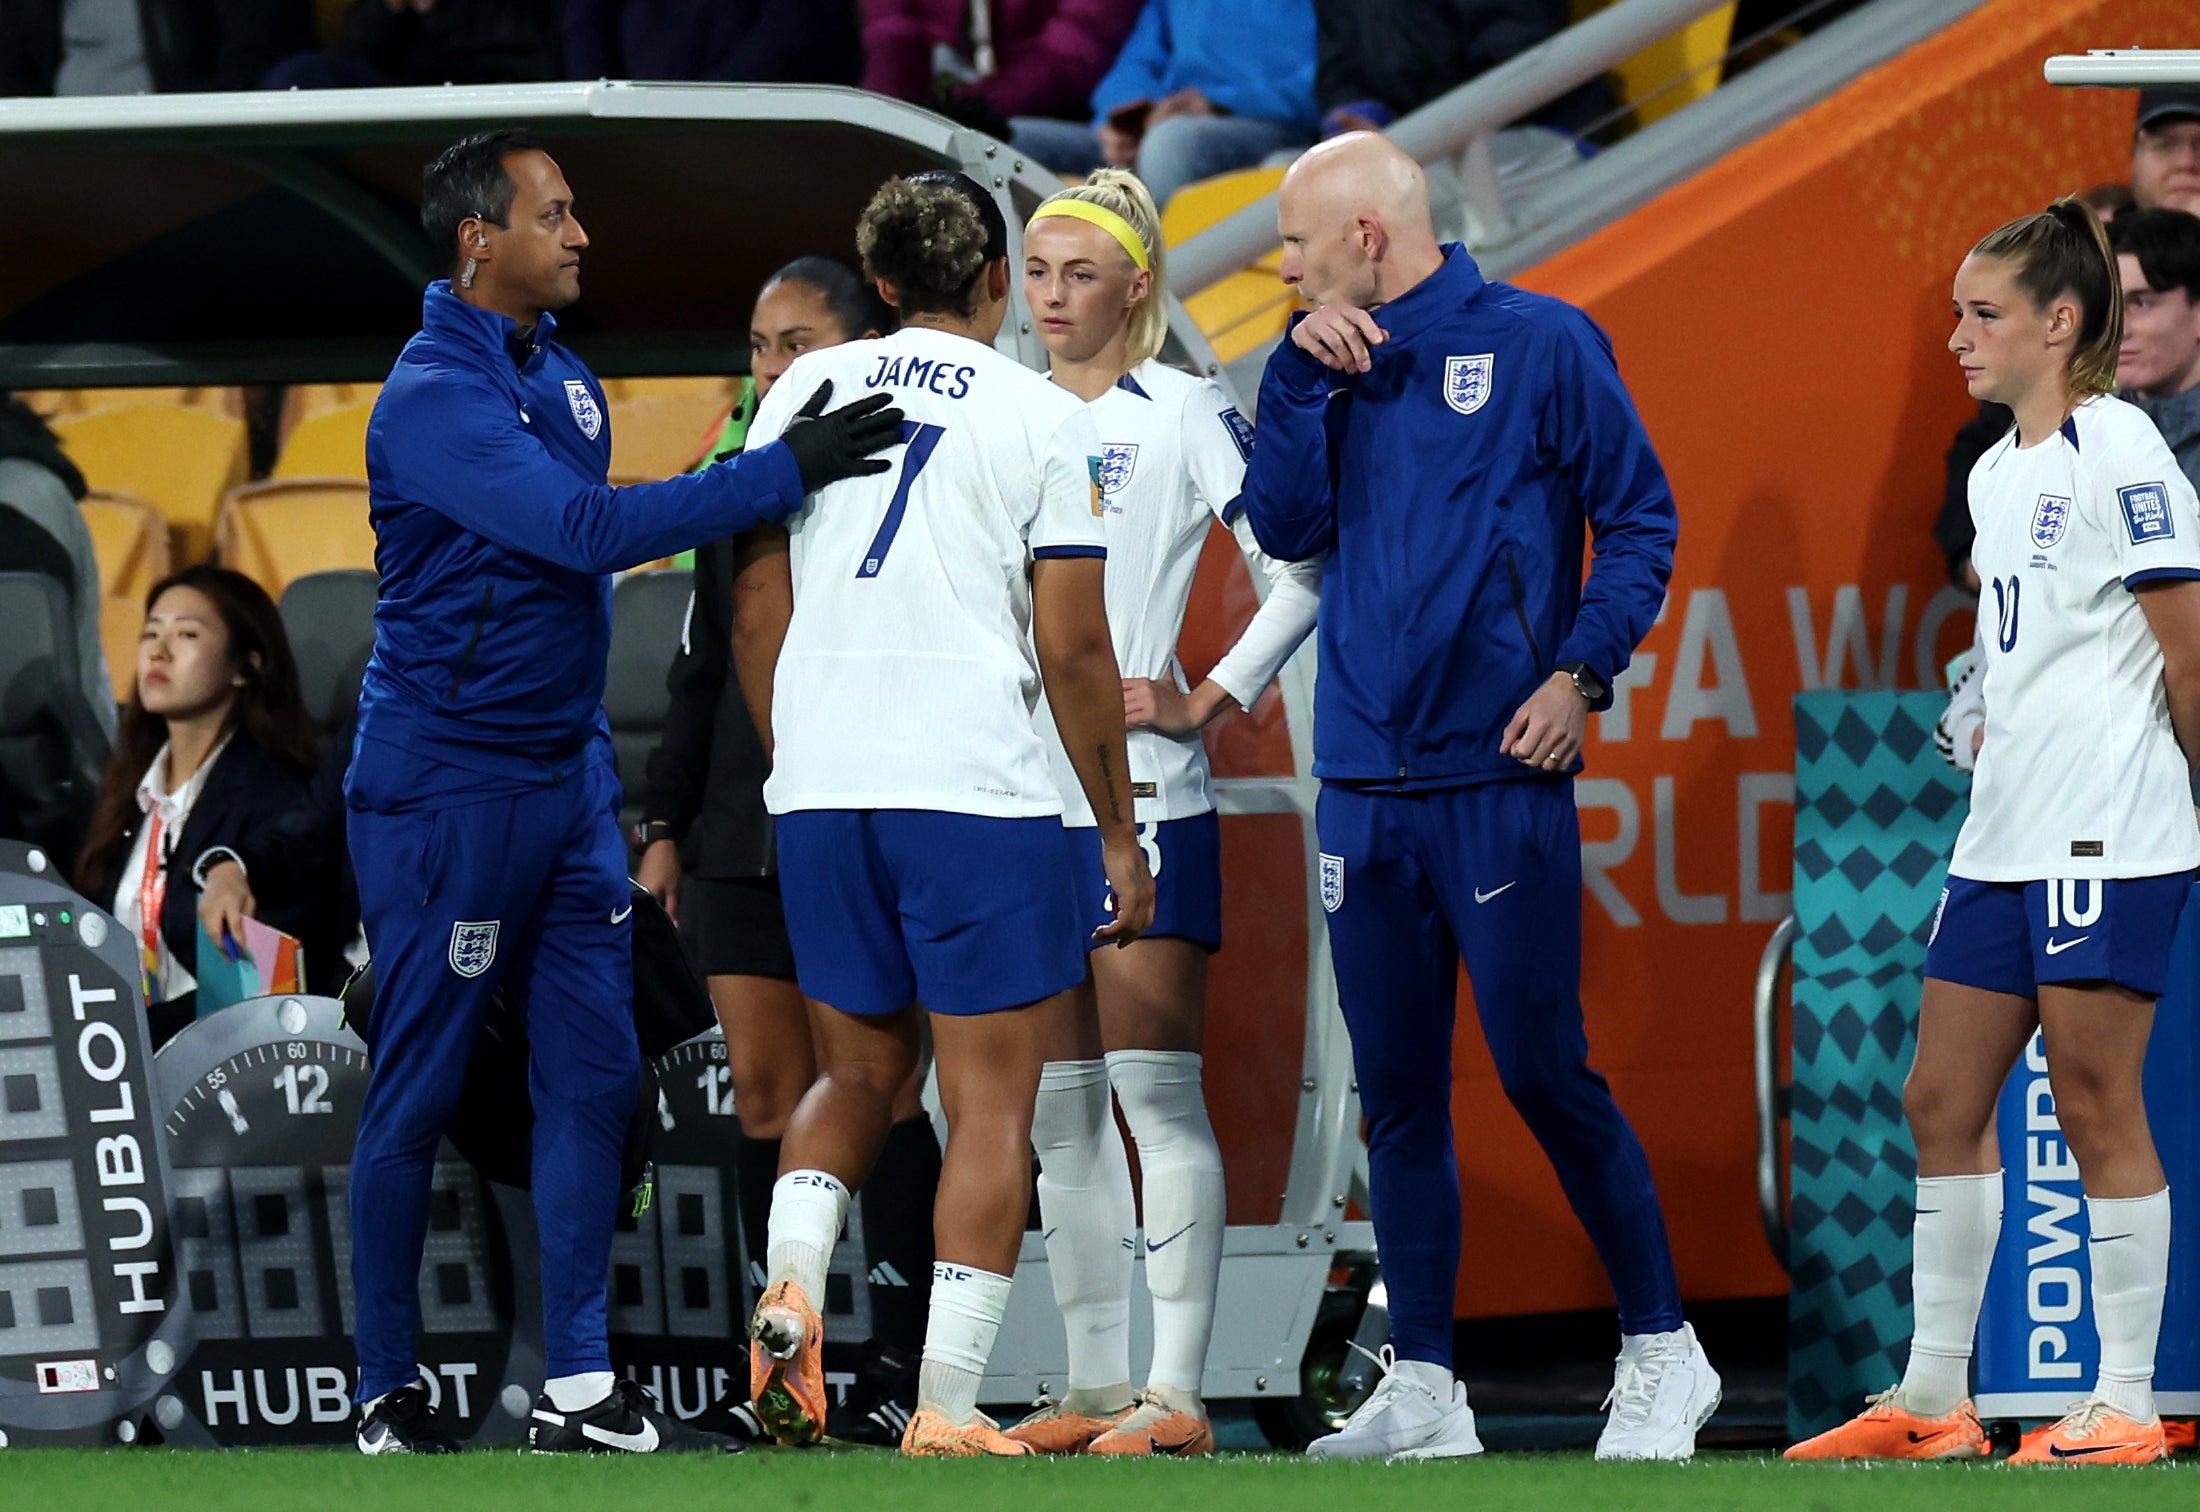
[1754,915,1797,1272]
[2046,49,2200,87]
[1167,0,1732,298]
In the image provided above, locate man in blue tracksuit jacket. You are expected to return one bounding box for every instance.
[345,129,899,1456]
[1240,135,1717,1462]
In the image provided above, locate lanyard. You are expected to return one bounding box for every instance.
[138,808,167,1005]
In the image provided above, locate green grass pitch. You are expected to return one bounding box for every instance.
[6,1448,2197,1512]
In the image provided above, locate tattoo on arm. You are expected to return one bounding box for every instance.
[1095,744,1124,825]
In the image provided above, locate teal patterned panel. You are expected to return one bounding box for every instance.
[1786,691,1970,1440]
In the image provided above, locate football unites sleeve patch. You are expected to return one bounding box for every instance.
[2119,481,2174,544]
[1221,408,1255,462]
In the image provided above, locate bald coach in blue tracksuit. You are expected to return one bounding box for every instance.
[1243,135,1710,1458]
[344,132,900,1455]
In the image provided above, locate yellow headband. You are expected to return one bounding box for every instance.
[1028,199,1151,271]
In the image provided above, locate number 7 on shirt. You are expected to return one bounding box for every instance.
[857,421,946,579]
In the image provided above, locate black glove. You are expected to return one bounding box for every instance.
[778,380,904,492]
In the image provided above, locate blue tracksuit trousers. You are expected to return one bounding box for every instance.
[345,748,638,1402]
[1317,777,1683,1368]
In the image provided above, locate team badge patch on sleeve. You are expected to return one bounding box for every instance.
[1087,455,1106,516]
[1221,408,1256,461]
[565,379,604,440]
[449,919,500,978]
[1443,354,1494,416]
[2119,482,2174,543]
[2030,493,2070,549]
[1319,853,1345,913]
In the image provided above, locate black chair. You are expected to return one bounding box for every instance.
[607,568,692,847]
[0,573,112,860]
[279,569,379,737]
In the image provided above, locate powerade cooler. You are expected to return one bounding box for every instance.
[1974,886,2200,1418]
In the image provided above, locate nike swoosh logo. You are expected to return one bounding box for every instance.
[1150,1436,1194,1455]
[2049,1441,2141,1459]
[2044,935,2089,955]
[581,1419,659,1452]
[610,904,634,924]
[1473,882,1517,904]
[1146,1221,1196,1252]
[1907,1430,1950,1444]
[2092,1232,2134,1243]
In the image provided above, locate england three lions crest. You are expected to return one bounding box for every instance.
[1099,442,1139,499]
[565,379,604,441]
[2031,493,2070,550]
[449,920,500,978]
[1319,853,1344,913]
[1444,354,1494,416]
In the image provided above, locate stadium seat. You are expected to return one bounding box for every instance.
[97,594,138,706]
[279,569,379,736]
[23,387,243,419]
[1166,167,1296,366]
[50,404,249,563]
[286,382,382,429]
[606,568,691,843]
[1584,0,1736,126]
[215,478,375,601]
[600,376,735,406]
[0,573,112,862]
[607,394,734,481]
[78,490,172,604]
[272,399,374,480]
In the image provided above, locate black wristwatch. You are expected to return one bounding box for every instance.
[633,820,677,848]
[1557,661,1607,705]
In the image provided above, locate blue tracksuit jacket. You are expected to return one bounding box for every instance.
[352,280,806,786]
[1240,245,1677,786]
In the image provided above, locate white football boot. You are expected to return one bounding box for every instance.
[1594,1322,1721,1461]
[1304,1345,1484,1462]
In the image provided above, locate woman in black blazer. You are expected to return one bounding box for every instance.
[75,565,343,1048]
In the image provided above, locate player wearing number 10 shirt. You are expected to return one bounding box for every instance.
[1794,199,2200,1467]
[736,171,1155,1459]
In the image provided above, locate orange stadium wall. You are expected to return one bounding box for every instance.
[1176,0,2199,1322]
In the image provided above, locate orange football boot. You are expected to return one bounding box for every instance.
[1002,1395,1133,1454]
[2164,1418,2196,1452]
[2007,1399,2168,1466]
[900,1409,1034,1457]
[1783,1387,1989,1460]
[749,1280,827,1446]
[1087,1387,1215,1457]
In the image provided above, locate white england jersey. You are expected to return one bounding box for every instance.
[751,327,1107,817]
[1953,395,2200,881]
[1042,360,1323,827]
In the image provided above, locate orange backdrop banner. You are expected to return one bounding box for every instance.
[1183,0,2200,1321]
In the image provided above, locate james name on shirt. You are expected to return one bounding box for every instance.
[866,352,977,400]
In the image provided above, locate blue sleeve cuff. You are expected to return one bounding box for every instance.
[1035,544,1106,560]
[2125,567,2200,589]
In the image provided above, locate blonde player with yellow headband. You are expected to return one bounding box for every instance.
[1009,170,1323,1458]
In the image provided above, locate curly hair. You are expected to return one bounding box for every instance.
[857,174,1001,319]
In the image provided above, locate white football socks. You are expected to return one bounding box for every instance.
[1108,1049,1227,1396]
[2088,1187,2170,1424]
[1030,1059,1136,1409]
[765,1169,850,1302]
[1897,1171,2003,1416]
[543,1370,616,1412]
[917,1262,1013,1426]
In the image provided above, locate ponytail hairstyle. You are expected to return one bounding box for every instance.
[1035,168,1169,364]
[1970,196,2124,398]
[856,170,1008,320]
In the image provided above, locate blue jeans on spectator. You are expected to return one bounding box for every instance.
[1010,114,1304,208]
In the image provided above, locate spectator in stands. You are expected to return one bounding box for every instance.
[1012,0,1317,209]
[2132,89,2200,216]
[2111,208,2200,488]
[74,566,338,1048]
[859,0,1139,144]
[0,394,114,739]
[0,0,312,95]
[564,0,859,84]
[1315,0,1607,140]
[263,0,562,90]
